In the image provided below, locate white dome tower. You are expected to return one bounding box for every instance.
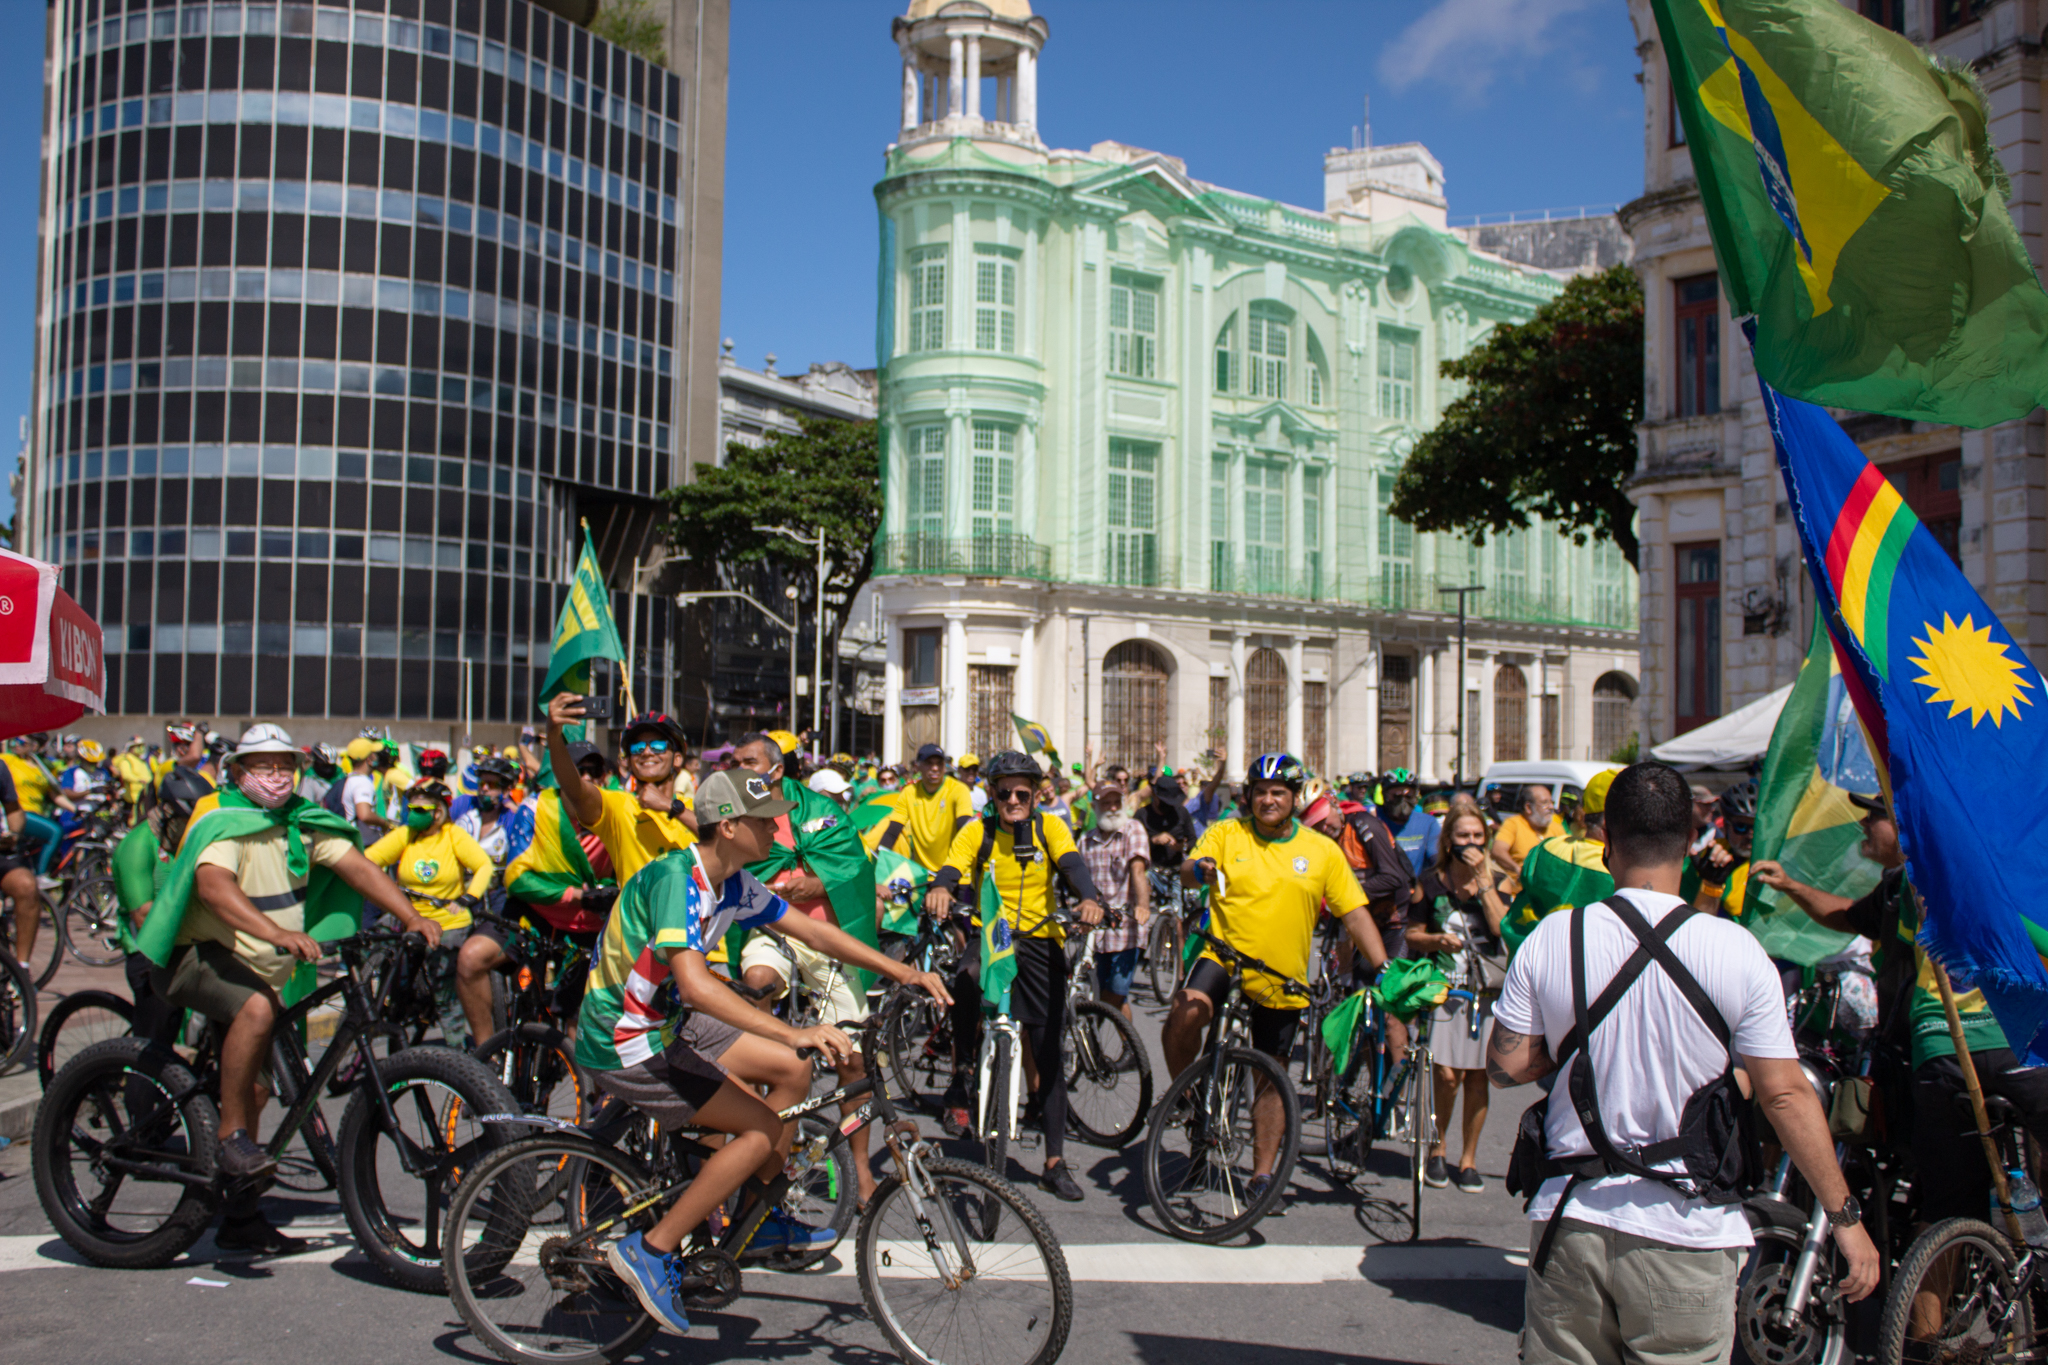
[892,0,1050,149]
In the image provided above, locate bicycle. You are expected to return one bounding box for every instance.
[1142,871,1201,1004]
[32,928,520,1291]
[1140,931,1309,1243]
[38,987,132,1089]
[1057,913,1153,1149]
[466,901,601,1147]
[880,886,963,1112]
[442,987,1074,1365]
[0,942,36,1076]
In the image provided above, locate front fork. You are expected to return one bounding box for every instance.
[1774,1141,1849,1330]
[974,1017,1024,1147]
[879,1119,979,1290]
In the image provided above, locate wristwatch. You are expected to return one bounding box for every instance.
[1826,1193,1862,1229]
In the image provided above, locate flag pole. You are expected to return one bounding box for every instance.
[1930,951,2024,1247]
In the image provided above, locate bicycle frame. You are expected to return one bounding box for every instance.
[975,1013,1026,1152]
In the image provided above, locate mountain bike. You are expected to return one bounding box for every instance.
[38,987,132,1089]
[1141,931,1308,1243]
[0,943,36,1076]
[466,901,602,1152]
[1057,914,1152,1149]
[880,887,962,1111]
[442,987,1074,1365]
[33,928,519,1291]
[1143,872,1202,1003]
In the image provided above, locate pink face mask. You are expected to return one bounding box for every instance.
[238,768,297,809]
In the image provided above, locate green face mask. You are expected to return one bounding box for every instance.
[405,808,435,834]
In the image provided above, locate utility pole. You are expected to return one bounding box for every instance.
[1437,584,1484,788]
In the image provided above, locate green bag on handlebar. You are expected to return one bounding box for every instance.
[1370,959,1450,1025]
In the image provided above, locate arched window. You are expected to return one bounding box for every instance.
[1493,664,1529,763]
[1213,314,1239,394]
[1593,671,1639,763]
[1102,641,1171,776]
[1246,647,1287,757]
[1305,328,1330,407]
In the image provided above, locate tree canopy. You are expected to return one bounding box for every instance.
[662,416,882,647]
[1388,263,1644,568]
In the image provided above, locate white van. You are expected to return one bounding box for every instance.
[1474,760,1622,821]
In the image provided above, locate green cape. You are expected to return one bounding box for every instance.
[729,778,881,994]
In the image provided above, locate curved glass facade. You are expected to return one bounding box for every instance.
[32,0,688,724]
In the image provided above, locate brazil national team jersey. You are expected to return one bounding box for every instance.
[576,846,786,1072]
[892,777,976,870]
[938,813,1080,943]
[1188,817,1366,1009]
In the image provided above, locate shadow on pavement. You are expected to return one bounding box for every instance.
[1125,1331,1450,1365]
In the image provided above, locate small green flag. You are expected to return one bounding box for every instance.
[1011,714,1058,763]
[1654,0,2048,427]
[539,528,627,710]
[1320,989,1370,1077]
[979,877,1017,1014]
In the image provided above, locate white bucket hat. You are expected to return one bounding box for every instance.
[807,768,851,798]
[227,722,303,766]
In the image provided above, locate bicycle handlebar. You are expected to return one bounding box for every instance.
[1188,929,1311,1002]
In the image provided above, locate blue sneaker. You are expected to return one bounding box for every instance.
[742,1208,840,1260]
[605,1232,692,1336]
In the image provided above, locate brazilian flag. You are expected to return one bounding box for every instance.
[980,874,1017,1015]
[875,845,930,936]
[1011,714,1058,763]
[538,527,626,729]
[1655,0,2048,426]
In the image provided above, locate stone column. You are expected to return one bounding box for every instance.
[1017,46,1037,133]
[900,53,920,134]
[947,34,964,120]
[944,612,969,756]
[1227,631,1248,776]
[965,35,981,121]
[883,622,904,764]
[1418,647,1437,781]
[1285,634,1305,759]
[1526,660,1543,762]
[1360,638,1380,774]
[1016,615,1036,729]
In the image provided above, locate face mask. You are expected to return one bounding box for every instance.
[405,808,435,834]
[475,792,502,814]
[1385,798,1416,822]
[237,768,297,809]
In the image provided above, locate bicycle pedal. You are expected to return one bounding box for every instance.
[1016,1130,1042,1151]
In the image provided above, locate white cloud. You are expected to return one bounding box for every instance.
[1376,0,1604,101]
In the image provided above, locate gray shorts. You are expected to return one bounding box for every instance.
[589,1011,744,1130]
[1521,1217,1744,1365]
[152,941,273,1025]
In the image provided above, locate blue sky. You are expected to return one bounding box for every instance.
[0,0,1647,527]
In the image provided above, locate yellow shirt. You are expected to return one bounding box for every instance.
[937,812,1080,943]
[1190,818,1367,1009]
[1497,813,1566,867]
[3,755,53,815]
[365,823,493,929]
[889,778,977,870]
[185,822,358,989]
[590,786,697,889]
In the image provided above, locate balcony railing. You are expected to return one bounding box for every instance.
[875,532,1053,580]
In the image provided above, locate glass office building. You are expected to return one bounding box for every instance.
[29,0,711,728]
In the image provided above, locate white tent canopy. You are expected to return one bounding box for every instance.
[1648,683,1793,770]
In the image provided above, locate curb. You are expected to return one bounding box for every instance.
[0,1071,39,1142]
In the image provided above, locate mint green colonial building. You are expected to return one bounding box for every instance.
[872,0,1640,780]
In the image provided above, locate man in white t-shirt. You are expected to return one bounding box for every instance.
[1491,761,1877,1365]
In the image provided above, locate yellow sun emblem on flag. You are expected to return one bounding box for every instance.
[1907,614,2034,728]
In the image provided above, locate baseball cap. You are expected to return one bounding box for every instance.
[916,743,947,763]
[807,768,852,797]
[345,736,381,762]
[566,740,606,771]
[622,712,684,745]
[1092,780,1125,802]
[695,769,796,823]
[1847,790,1890,815]
[1581,768,1623,816]
[227,722,303,765]
[958,753,981,769]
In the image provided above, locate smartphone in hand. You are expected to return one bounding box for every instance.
[577,695,613,722]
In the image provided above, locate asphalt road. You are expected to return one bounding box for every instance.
[0,982,1538,1365]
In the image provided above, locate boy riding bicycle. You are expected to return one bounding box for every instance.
[577,768,949,1337]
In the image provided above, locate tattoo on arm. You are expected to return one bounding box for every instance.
[1487,1025,1553,1087]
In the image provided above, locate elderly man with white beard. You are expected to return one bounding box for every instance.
[1076,780,1152,1020]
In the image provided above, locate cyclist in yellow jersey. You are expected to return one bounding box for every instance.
[546,695,697,888]
[877,743,977,871]
[924,750,1104,1203]
[1178,752,1391,1209]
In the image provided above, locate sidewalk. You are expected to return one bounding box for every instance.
[1,953,129,1139]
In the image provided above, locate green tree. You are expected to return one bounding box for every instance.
[1388,263,1644,568]
[591,0,667,67]
[663,416,882,648]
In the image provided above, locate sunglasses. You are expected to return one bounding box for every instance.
[994,787,1034,804]
[626,739,673,755]
[1727,823,1754,837]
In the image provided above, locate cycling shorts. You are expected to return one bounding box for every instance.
[1181,956,1301,1062]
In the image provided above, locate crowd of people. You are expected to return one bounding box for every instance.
[12,699,2008,1365]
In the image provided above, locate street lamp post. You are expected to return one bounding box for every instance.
[1437,584,1485,788]
[754,523,830,744]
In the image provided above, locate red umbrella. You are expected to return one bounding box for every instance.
[0,547,105,740]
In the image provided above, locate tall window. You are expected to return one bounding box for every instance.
[1209,675,1229,749]
[969,665,1015,758]
[1210,453,1232,591]
[1675,541,1721,733]
[1213,316,1239,394]
[1378,654,1413,770]
[908,246,946,353]
[1541,692,1561,761]
[1244,459,1287,593]
[905,628,941,688]
[1495,532,1527,612]
[1934,0,1988,35]
[1109,276,1159,378]
[1378,327,1417,422]
[970,420,1016,552]
[1305,329,1329,407]
[1493,665,1529,763]
[1860,0,1905,29]
[1302,468,1323,597]
[1246,647,1286,757]
[1674,274,1720,417]
[1593,672,1638,762]
[1377,477,1414,608]
[904,425,946,542]
[974,245,1018,354]
[1248,308,1289,399]
[1102,641,1169,776]
[1886,451,1963,566]
[1304,680,1327,776]
[1107,439,1158,586]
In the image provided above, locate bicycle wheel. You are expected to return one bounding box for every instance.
[32,1037,218,1268]
[59,877,126,968]
[0,948,38,1076]
[1143,1045,1299,1244]
[1403,1050,1431,1243]
[884,988,955,1114]
[442,1132,660,1365]
[37,988,133,1090]
[981,1032,1013,1184]
[268,1029,340,1193]
[771,1113,859,1271]
[1878,1217,2036,1365]
[857,1154,1073,1365]
[1147,914,1184,1003]
[337,1044,520,1293]
[5,895,65,990]
[1063,1000,1152,1149]
[474,1023,588,1207]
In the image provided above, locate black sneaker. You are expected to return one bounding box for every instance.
[216,1214,309,1256]
[1454,1165,1485,1193]
[1422,1155,1451,1189]
[1246,1173,1286,1217]
[217,1130,278,1181]
[1040,1162,1084,1203]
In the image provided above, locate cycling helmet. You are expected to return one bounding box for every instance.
[151,765,216,852]
[474,755,517,784]
[1300,776,1330,810]
[981,750,1043,783]
[77,739,105,764]
[418,748,452,779]
[308,742,341,770]
[1717,780,1758,824]
[1246,753,1306,791]
[1382,767,1417,787]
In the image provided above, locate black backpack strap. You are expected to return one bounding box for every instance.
[1604,895,1732,1050]
[1551,900,1700,1068]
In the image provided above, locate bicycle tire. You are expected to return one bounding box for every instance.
[1147,914,1184,1003]
[337,1043,520,1293]
[1143,1044,1299,1244]
[442,1131,660,1365]
[885,989,953,1112]
[59,877,126,968]
[1878,1216,2034,1365]
[857,1155,1073,1365]
[268,1029,341,1193]
[981,1031,1012,1184]
[1063,1000,1152,1149]
[1404,1051,1429,1243]
[6,895,65,990]
[37,988,133,1090]
[769,1113,859,1272]
[32,1037,218,1268]
[0,948,38,1076]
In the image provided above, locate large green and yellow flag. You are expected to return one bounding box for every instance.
[540,528,626,706]
[1654,0,2048,427]
[1011,714,1058,763]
